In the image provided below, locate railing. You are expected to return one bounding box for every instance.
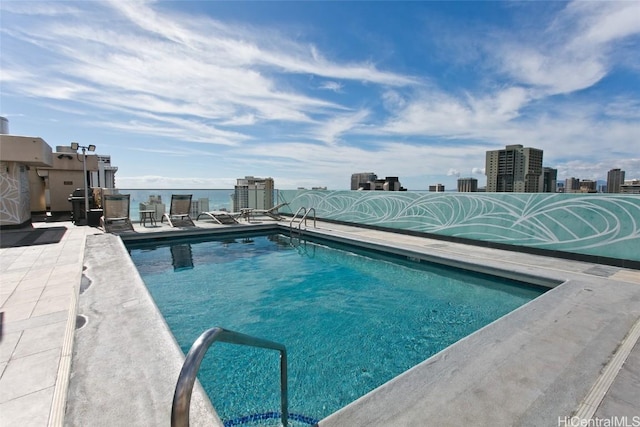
[171,327,289,427]
[289,207,316,236]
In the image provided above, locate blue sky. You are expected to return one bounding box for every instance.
[1,1,639,190]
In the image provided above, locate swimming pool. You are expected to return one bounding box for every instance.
[127,231,546,425]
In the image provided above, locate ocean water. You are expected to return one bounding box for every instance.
[127,232,545,426]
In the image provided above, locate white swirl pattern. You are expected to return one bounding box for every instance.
[281,190,640,262]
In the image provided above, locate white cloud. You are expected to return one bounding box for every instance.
[1,1,638,190]
[318,81,344,92]
[1,0,413,146]
[313,109,371,146]
[494,1,640,96]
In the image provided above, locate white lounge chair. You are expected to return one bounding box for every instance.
[252,202,289,220]
[196,210,240,225]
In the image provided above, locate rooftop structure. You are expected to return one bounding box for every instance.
[0,124,119,228]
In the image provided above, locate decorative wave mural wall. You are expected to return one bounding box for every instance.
[0,161,31,226]
[279,190,640,263]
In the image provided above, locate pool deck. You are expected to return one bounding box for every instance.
[0,218,638,426]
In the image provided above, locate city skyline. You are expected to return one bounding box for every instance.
[1,1,639,190]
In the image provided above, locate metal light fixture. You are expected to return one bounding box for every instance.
[70,142,97,224]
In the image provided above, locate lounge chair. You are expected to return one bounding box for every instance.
[162,194,195,227]
[100,194,134,234]
[196,210,240,225]
[252,202,289,220]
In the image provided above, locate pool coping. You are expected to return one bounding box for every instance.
[66,221,640,426]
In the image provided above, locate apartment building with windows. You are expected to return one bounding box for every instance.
[485,144,543,192]
[232,176,274,211]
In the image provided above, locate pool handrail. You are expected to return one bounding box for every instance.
[289,207,316,234]
[171,327,289,427]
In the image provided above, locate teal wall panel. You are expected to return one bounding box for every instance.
[279,190,640,262]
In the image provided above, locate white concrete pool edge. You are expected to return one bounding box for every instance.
[65,233,223,427]
[65,221,640,426]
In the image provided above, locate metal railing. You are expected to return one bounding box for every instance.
[171,327,288,427]
[289,207,316,235]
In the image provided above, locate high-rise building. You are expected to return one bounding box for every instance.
[233,176,274,211]
[565,177,580,193]
[457,178,478,192]
[606,168,625,193]
[542,167,557,193]
[351,172,378,190]
[485,144,543,192]
[429,184,445,192]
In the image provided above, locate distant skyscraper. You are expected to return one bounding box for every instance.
[429,184,445,192]
[457,178,478,192]
[565,177,580,193]
[233,176,274,211]
[485,144,544,192]
[351,172,377,190]
[606,168,625,193]
[542,167,558,193]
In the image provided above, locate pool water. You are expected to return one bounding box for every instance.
[127,232,545,425]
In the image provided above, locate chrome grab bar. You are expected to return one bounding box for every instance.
[300,208,316,230]
[171,327,288,427]
[288,207,316,235]
[289,206,307,229]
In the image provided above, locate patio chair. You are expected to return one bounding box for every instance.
[162,194,195,227]
[100,194,134,234]
[252,202,289,220]
[196,210,240,225]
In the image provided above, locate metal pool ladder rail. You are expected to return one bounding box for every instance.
[289,207,316,235]
[171,327,289,427]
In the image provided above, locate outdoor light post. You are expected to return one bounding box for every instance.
[71,142,96,224]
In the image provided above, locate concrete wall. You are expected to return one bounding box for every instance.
[36,153,100,212]
[0,135,53,166]
[0,135,53,226]
[28,171,47,212]
[279,190,640,263]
